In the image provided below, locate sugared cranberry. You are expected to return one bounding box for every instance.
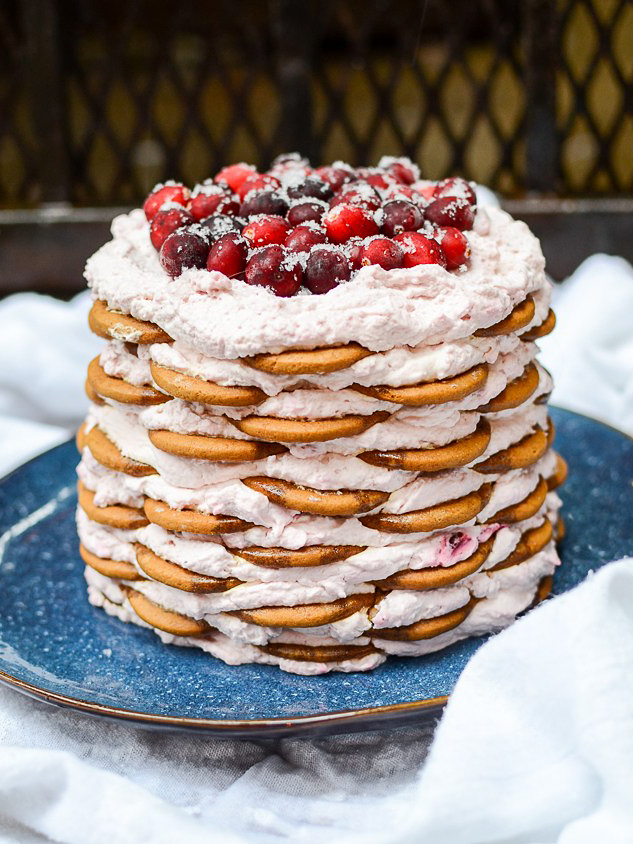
[345,237,364,270]
[383,184,420,202]
[304,246,351,294]
[330,183,381,212]
[386,161,417,185]
[237,173,280,201]
[315,165,354,192]
[240,190,289,218]
[287,176,333,202]
[287,200,327,226]
[360,237,404,270]
[244,245,302,297]
[284,224,327,253]
[435,177,477,205]
[188,184,234,220]
[149,207,193,250]
[363,171,395,191]
[394,231,447,268]
[199,213,244,241]
[424,196,475,231]
[214,163,257,192]
[206,232,248,277]
[413,180,438,200]
[323,203,379,244]
[381,199,423,237]
[159,229,209,278]
[143,183,190,221]
[437,226,471,270]
[242,215,290,248]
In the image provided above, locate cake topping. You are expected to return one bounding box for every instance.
[359,236,404,270]
[244,244,302,297]
[142,182,190,221]
[304,245,351,294]
[149,206,193,250]
[206,232,248,278]
[159,228,209,277]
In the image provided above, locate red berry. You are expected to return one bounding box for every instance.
[315,165,353,192]
[330,184,381,212]
[244,245,302,297]
[287,177,333,202]
[240,190,288,218]
[364,171,395,191]
[323,203,379,244]
[188,184,232,220]
[143,183,190,221]
[424,196,475,231]
[237,173,280,201]
[360,237,404,270]
[284,224,327,253]
[214,163,257,192]
[435,177,477,205]
[383,184,420,201]
[287,200,327,226]
[149,207,193,250]
[304,247,351,294]
[413,180,438,200]
[386,161,417,185]
[437,227,471,270]
[199,213,244,241]
[206,232,248,277]
[394,231,447,268]
[159,230,209,278]
[381,199,423,237]
[242,215,290,248]
[345,238,364,270]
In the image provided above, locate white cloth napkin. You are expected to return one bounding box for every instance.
[0,254,632,843]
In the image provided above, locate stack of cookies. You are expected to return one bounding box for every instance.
[76,155,565,674]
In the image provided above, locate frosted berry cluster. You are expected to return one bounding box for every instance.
[142,154,477,297]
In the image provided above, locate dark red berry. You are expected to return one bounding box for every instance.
[345,238,364,270]
[330,184,381,212]
[413,180,438,200]
[394,231,447,268]
[214,163,257,192]
[437,226,471,270]
[425,196,475,231]
[199,213,244,241]
[287,200,327,226]
[206,233,248,277]
[240,190,289,218]
[360,237,404,270]
[304,247,351,294]
[237,173,280,201]
[244,245,302,297]
[435,177,477,205]
[242,215,290,248]
[363,172,394,191]
[383,184,420,201]
[386,160,417,185]
[315,165,353,192]
[287,176,333,202]
[323,203,379,244]
[188,184,232,220]
[159,230,209,278]
[143,183,190,221]
[381,199,424,237]
[284,224,327,253]
[149,207,193,250]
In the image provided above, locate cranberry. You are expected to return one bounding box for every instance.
[315,165,353,192]
[159,229,209,278]
[271,152,309,167]
[381,199,423,237]
[287,176,333,202]
[244,245,302,297]
[424,196,475,231]
[304,247,351,294]
[345,237,364,270]
[435,177,477,205]
[240,189,288,218]
[237,173,280,201]
[383,184,420,202]
[360,237,404,270]
[413,180,438,200]
[188,184,232,220]
[206,232,249,277]
[386,161,417,185]
[330,183,381,212]
[437,226,471,270]
[242,215,290,248]
[149,207,193,250]
[287,200,327,226]
[284,224,327,253]
[363,171,394,191]
[214,162,257,192]
[199,213,244,241]
[323,203,379,244]
[394,231,447,268]
[143,183,190,221]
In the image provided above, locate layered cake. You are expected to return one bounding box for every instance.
[77,154,566,674]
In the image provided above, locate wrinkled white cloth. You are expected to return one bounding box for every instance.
[0,254,632,843]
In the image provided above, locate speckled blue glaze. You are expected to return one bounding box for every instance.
[0,407,632,737]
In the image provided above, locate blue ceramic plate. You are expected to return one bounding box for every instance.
[0,407,632,738]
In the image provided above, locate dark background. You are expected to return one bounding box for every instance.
[1,0,632,296]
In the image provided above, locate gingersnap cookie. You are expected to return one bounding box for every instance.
[231,593,375,628]
[360,483,493,534]
[359,418,491,473]
[77,422,157,477]
[241,476,389,516]
[77,481,148,530]
[474,296,535,337]
[475,424,550,474]
[127,588,210,636]
[143,497,254,535]
[374,536,495,590]
[87,357,168,406]
[244,343,373,375]
[148,429,288,461]
[260,641,378,663]
[231,544,366,568]
[79,543,142,581]
[522,308,556,341]
[88,299,172,344]
[370,596,478,641]
[350,363,489,407]
[478,362,540,413]
[135,543,242,593]
[229,410,390,444]
[150,361,267,407]
[547,453,568,491]
[489,519,553,572]
[85,378,104,405]
[485,476,548,524]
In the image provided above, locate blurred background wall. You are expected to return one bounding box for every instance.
[1,0,632,295]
